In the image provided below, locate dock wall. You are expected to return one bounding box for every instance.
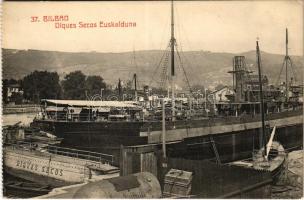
[3,105,40,114]
[146,114,302,144]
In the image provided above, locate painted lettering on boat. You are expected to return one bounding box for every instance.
[16,160,63,176]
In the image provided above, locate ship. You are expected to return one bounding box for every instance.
[30,2,303,165]
[3,141,119,187]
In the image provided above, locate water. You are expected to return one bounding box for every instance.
[2,113,37,126]
[3,173,51,198]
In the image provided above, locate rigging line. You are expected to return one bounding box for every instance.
[244,61,270,124]
[148,44,170,86]
[141,4,170,85]
[158,7,171,56]
[175,3,202,87]
[136,74,140,90]
[175,2,193,52]
[181,50,200,85]
[287,43,296,82]
[175,5,195,76]
[175,41,193,83]
[176,46,193,94]
[288,58,298,83]
[275,58,287,86]
[176,35,201,86]
[174,1,196,80]
[159,51,170,89]
[175,2,183,50]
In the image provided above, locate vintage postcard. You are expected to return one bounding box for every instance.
[2,0,303,198]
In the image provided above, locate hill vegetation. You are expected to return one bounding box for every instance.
[3,48,303,89]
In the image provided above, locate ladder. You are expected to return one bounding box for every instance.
[209,135,221,165]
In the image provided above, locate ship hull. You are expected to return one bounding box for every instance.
[3,147,93,187]
[31,109,303,164]
[4,166,69,188]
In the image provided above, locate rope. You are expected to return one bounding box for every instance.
[275,58,287,86]
[176,46,193,94]
[288,58,298,83]
[148,43,171,87]
[159,51,170,90]
[275,56,298,86]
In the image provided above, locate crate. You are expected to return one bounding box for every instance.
[163,169,193,197]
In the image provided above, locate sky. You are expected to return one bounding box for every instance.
[3,1,304,55]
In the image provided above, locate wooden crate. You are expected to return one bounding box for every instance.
[163,169,193,197]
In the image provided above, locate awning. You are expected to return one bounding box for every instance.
[41,99,141,109]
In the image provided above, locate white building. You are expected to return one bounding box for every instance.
[208,86,234,103]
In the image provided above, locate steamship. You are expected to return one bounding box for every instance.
[31,2,303,165]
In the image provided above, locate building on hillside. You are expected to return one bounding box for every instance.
[6,83,24,104]
[208,86,234,103]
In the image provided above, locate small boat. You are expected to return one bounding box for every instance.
[252,127,286,179]
[229,41,287,182]
[229,127,286,181]
[4,181,52,196]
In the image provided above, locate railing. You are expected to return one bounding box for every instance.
[46,145,115,165]
[5,141,115,165]
[5,141,36,151]
[41,112,136,123]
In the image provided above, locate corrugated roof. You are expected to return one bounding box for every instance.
[41,99,140,108]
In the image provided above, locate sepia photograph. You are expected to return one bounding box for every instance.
[2,0,303,198]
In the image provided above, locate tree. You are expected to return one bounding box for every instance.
[85,75,107,98]
[62,71,86,100]
[2,79,9,104]
[10,92,23,104]
[23,71,61,103]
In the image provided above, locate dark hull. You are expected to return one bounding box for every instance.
[31,109,303,164]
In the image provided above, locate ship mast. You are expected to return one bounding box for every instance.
[256,41,267,156]
[118,78,122,101]
[276,28,296,102]
[134,73,137,101]
[285,28,289,101]
[170,0,176,121]
[132,48,138,101]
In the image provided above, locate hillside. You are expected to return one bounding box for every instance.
[2,48,303,89]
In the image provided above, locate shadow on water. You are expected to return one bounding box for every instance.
[3,172,52,198]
